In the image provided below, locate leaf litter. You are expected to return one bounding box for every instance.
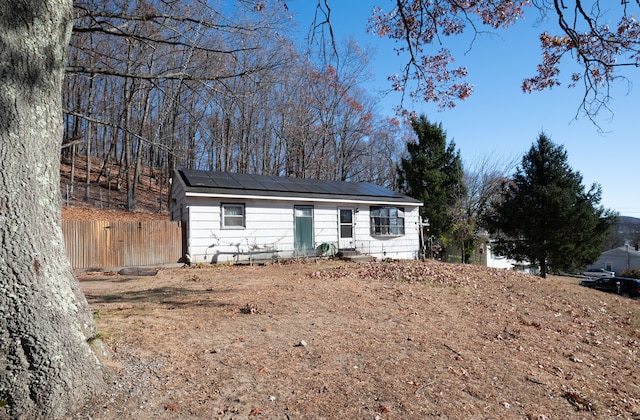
[73,259,640,419]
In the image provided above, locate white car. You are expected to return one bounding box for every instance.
[582,268,615,277]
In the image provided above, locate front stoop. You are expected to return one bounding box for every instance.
[337,250,377,263]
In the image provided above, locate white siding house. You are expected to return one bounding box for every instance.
[485,242,538,274]
[169,169,423,264]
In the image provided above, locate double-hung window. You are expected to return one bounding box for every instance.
[222,203,245,228]
[370,206,405,236]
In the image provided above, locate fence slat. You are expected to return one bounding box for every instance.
[61,220,181,269]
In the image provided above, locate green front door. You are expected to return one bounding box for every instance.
[294,205,314,256]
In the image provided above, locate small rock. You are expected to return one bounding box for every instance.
[296,340,307,347]
[241,303,258,314]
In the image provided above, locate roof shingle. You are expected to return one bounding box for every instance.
[175,169,422,204]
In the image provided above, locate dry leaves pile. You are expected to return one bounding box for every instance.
[61,206,168,222]
[74,259,640,419]
[309,259,530,286]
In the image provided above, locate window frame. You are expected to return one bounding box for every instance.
[221,203,246,229]
[370,206,405,237]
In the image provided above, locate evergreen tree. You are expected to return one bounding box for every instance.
[397,115,465,241]
[483,133,617,278]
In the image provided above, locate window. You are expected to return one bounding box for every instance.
[370,206,405,236]
[222,203,245,228]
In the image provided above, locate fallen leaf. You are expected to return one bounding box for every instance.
[379,403,391,413]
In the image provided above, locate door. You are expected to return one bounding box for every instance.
[294,205,314,256]
[338,207,355,250]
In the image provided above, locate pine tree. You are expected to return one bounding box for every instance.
[483,133,617,278]
[397,115,465,240]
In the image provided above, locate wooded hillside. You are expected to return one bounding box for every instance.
[60,155,169,220]
[63,0,409,214]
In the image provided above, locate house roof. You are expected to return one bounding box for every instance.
[601,246,640,258]
[173,169,422,205]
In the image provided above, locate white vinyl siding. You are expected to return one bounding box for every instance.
[355,206,418,259]
[168,179,188,221]
[182,196,421,263]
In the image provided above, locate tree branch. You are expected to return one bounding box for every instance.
[66,66,246,81]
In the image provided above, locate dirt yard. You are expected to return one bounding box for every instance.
[72,259,640,419]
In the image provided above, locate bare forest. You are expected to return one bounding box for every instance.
[62,0,412,212]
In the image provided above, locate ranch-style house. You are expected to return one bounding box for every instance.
[169,169,423,264]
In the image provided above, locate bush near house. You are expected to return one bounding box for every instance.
[620,268,640,279]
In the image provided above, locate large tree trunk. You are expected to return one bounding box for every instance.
[0,1,106,418]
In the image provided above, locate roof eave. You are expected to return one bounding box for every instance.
[184,191,423,206]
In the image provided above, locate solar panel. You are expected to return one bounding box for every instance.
[184,175,212,187]
[314,182,335,194]
[256,179,280,191]
[359,183,396,197]
[288,180,310,193]
[213,176,242,188]
[178,169,410,200]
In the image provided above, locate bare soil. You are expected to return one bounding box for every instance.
[59,155,170,219]
[61,206,168,222]
[72,259,640,419]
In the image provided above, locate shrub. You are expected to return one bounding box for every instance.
[619,268,640,279]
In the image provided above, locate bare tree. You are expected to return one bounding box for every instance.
[355,117,410,189]
[447,154,518,263]
[64,0,292,208]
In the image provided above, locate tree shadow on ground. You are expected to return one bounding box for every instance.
[84,286,237,309]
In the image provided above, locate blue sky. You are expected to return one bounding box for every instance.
[287,1,640,218]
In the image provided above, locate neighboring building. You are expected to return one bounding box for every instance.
[169,169,423,264]
[485,242,538,274]
[587,246,640,275]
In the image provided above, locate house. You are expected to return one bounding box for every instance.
[169,169,423,264]
[484,242,538,274]
[587,245,640,275]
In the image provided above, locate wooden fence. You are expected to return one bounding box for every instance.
[61,220,182,270]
